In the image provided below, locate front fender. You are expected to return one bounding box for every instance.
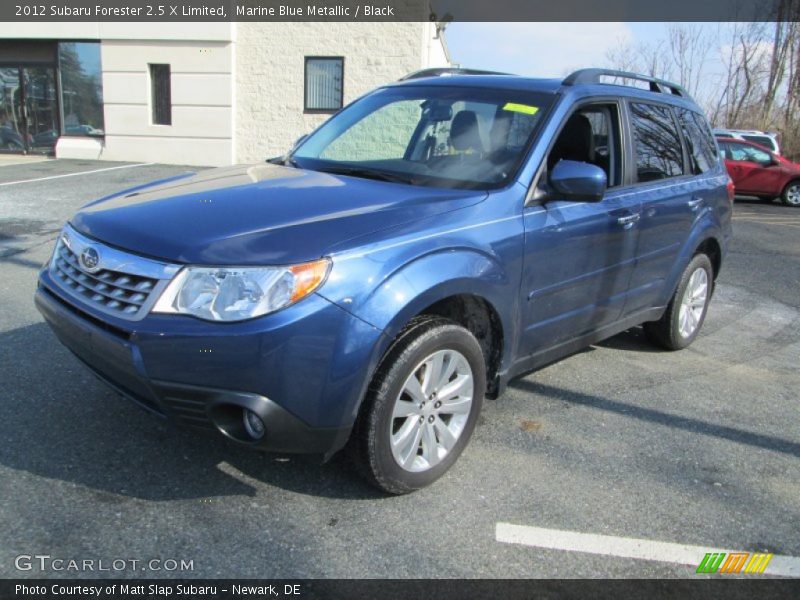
[362,249,515,339]
[318,247,521,388]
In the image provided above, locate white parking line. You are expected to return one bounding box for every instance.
[0,162,155,187]
[496,523,800,577]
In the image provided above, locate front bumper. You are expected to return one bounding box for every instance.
[35,269,383,456]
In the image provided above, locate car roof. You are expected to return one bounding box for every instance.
[386,74,703,111]
[388,74,564,93]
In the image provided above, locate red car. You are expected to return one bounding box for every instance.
[717,137,800,207]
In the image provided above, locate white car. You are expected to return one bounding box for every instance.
[712,129,781,155]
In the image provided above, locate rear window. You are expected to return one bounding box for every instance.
[676,108,718,174]
[727,142,771,164]
[741,135,776,151]
[630,102,685,182]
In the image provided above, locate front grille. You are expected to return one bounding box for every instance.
[48,224,180,321]
[52,242,158,318]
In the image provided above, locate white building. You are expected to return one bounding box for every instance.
[0,23,449,166]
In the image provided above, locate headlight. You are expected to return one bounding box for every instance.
[152,258,331,322]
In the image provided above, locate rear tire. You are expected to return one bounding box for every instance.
[352,316,485,495]
[644,254,714,351]
[782,180,800,207]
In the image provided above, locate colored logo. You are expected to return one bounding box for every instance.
[80,247,100,271]
[696,552,773,574]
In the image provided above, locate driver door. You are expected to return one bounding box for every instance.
[724,141,780,195]
[519,103,641,357]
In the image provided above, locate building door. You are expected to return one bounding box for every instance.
[0,65,59,154]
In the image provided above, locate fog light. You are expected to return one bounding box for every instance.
[242,409,265,440]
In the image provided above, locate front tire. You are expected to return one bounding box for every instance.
[781,180,800,207]
[644,254,713,350]
[353,316,486,494]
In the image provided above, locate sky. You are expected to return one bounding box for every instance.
[445,22,720,78]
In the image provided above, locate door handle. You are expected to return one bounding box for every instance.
[617,213,640,229]
[687,196,704,211]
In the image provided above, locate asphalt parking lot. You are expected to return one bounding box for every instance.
[0,159,798,579]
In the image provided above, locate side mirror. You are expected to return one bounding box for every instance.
[549,160,607,202]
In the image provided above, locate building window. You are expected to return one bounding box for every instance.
[149,64,171,125]
[304,57,343,112]
[58,42,105,136]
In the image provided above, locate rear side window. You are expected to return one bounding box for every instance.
[630,102,684,182]
[727,142,772,164]
[741,134,775,151]
[676,109,718,174]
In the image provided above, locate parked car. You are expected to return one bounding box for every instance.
[32,125,105,150]
[712,128,781,155]
[716,137,800,206]
[35,68,733,494]
[0,124,30,151]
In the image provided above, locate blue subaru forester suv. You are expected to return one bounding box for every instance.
[36,68,732,493]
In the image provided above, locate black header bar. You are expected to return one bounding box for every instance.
[1,0,798,22]
[1,579,799,600]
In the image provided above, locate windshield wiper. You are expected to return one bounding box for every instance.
[315,165,414,185]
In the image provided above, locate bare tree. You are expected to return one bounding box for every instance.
[605,11,800,160]
[668,24,713,99]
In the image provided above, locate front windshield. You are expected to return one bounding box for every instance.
[290,85,553,190]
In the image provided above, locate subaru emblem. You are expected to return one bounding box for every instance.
[80,247,100,271]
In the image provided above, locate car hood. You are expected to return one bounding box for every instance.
[71,163,487,265]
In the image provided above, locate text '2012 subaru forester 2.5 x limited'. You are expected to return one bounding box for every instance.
[36,68,733,494]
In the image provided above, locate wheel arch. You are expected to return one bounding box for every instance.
[694,236,722,281]
[415,294,505,398]
[657,223,725,307]
[781,178,800,204]
[352,249,516,401]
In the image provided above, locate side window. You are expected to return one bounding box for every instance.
[546,103,622,187]
[630,102,684,182]
[690,112,719,162]
[727,143,748,161]
[741,135,775,152]
[677,109,718,174]
[741,145,772,165]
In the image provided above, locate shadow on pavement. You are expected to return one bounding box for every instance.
[510,378,800,458]
[595,326,663,353]
[0,322,383,503]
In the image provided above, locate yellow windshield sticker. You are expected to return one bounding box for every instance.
[503,102,539,115]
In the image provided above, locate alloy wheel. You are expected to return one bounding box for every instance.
[389,349,474,472]
[678,267,708,338]
[786,184,800,206]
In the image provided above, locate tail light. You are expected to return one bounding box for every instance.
[726,178,735,203]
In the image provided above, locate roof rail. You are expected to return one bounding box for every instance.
[399,67,512,81]
[563,68,689,99]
